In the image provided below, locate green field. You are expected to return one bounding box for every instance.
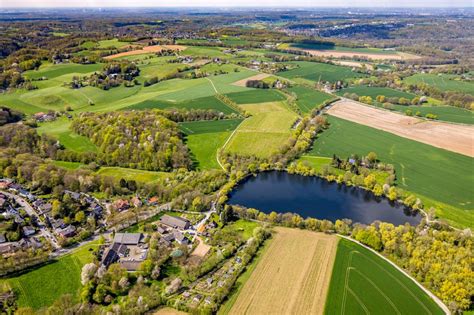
[287,85,335,113]
[23,63,103,80]
[37,118,98,153]
[1,241,99,309]
[52,160,85,170]
[128,95,238,114]
[278,61,367,83]
[179,119,243,135]
[404,73,474,96]
[225,89,286,104]
[96,38,131,49]
[325,238,444,315]
[289,43,395,55]
[225,102,298,158]
[310,116,474,227]
[95,167,171,183]
[337,86,416,99]
[179,119,243,169]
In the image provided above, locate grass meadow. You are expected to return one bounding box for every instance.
[1,241,99,310]
[289,43,394,55]
[95,167,171,183]
[324,238,444,315]
[310,116,474,227]
[278,61,367,83]
[179,119,243,170]
[404,73,474,95]
[337,86,416,99]
[287,85,335,113]
[225,102,297,158]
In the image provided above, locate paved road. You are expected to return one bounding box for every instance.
[2,191,60,249]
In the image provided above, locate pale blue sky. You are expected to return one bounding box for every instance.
[1,0,472,8]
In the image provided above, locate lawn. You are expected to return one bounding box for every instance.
[1,241,99,309]
[324,238,444,315]
[52,160,85,170]
[225,102,298,158]
[95,167,171,183]
[287,85,335,113]
[404,73,474,96]
[278,61,367,83]
[309,116,474,228]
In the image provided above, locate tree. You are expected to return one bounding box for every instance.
[81,263,98,285]
[75,211,85,223]
[367,152,377,164]
[373,184,383,197]
[364,174,377,189]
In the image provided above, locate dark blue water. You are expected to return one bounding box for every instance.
[228,171,421,226]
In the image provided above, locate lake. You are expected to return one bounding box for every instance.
[228,171,421,226]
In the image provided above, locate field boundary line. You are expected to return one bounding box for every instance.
[217,120,244,170]
[347,287,370,315]
[206,77,219,94]
[338,235,450,315]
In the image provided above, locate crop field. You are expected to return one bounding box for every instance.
[179,119,243,135]
[283,43,420,61]
[278,61,367,83]
[95,167,171,183]
[337,86,416,99]
[1,241,99,309]
[378,103,473,124]
[128,95,238,114]
[103,44,186,60]
[287,85,335,113]
[180,119,243,170]
[404,73,474,95]
[327,100,474,157]
[324,238,444,315]
[310,116,474,227]
[227,227,338,315]
[225,88,286,104]
[225,102,297,158]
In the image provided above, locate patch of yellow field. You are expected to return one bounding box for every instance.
[228,227,339,315]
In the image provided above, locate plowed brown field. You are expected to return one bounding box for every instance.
[301,49,420,61]
[228,227,338,315]
[327,100,474,157]
[232,73,271,87]
[104,45,186,59]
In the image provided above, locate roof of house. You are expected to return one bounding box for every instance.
[113,233,142,245]
[102,247,119,267]
[160,214,190,230]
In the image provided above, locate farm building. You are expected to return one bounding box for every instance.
[160,214,191,230]
[102,233,148,271]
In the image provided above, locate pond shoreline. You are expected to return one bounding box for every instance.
[227,170,422,226]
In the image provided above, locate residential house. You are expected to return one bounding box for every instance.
[173,231,190,245]
[57,225,76,238]
[22,226,36,237]
[113,199,129,212]
[131,196,142,208]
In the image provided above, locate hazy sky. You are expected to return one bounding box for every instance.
[1,0,472,7]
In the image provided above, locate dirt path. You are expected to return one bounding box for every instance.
[228,227,338,315]
[327,100,474,157]
[232,73,271,87]
[104,44,186,60]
